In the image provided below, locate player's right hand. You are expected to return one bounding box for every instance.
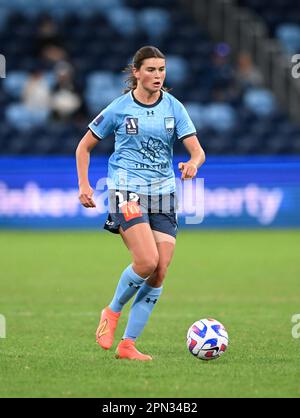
[178,161,198,180]
[79,184,96,208]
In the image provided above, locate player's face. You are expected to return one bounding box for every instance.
[134,58,166,94]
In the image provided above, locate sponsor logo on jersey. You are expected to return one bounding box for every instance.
[120,201,143,221]
[165,117,175,133]
[126,117,139,134]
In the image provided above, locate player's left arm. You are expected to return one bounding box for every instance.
[178,135,205,180]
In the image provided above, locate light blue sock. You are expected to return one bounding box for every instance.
[123,284,163,340]
[109,265,145,313]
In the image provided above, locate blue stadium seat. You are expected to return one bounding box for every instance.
[276,23,300,54]
[203,103,236,132]
[86,71,116,91]
[243,88,277,117]
[139,8,171,39]
[2,71,28,99]
[5,104,50,130]
[85,72,121,113]
[183,103,206,130]
[165,55,188,85]
[106,8,138,37]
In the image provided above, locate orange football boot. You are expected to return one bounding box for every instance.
[96,306,121,350]
[115,338,153,361]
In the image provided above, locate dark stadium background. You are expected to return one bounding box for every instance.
[0,0,299,399]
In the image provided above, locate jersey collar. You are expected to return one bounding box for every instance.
[130,90,163,108]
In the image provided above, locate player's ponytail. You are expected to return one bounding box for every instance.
[123,63,138,93]
[123,45,170,93]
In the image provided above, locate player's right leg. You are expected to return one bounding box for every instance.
[119,223,159,278]
[96,223,159,350]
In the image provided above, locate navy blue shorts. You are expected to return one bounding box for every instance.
[104,190,178,238]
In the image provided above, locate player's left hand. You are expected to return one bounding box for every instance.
[178,161,198,180]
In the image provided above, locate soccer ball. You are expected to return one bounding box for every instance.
[186,318,228,360]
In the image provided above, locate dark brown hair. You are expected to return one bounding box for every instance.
[123,45,169,93]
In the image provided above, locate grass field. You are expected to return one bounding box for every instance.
[0,229,299,398]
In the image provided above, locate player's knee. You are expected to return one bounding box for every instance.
[135,252,159,277]
[152,265,168,287]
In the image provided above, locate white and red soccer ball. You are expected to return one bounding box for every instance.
[187,318,228,360]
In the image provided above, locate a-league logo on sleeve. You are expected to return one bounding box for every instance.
[126,117,138,135]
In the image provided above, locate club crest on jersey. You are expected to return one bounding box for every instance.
[140,137,164,162]
[126,117,138,135]
[165,117,175,133]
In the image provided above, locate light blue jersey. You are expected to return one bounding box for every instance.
[89,90,196,194]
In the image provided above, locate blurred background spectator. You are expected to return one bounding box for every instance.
[236,51,264,89]
[51,61,86,123]
[35,14,67,67]
[23,67,51,111]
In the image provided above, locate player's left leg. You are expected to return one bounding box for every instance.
[146,231,176,288]
[116,232,175,360]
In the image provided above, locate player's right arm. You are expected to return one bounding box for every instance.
[77,98,118,207]
[76,130,99,208]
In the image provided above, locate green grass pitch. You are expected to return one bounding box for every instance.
[0,229,299,398]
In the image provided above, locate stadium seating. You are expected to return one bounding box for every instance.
[243,88,277,117]
[203,103,236,132]
[275,23,300,54]
[238,0,300,36]
[139,8,171,40]
[5,104,50,131]
[2,71,28,99]
[106,8,139,37]
[0,0,299,155]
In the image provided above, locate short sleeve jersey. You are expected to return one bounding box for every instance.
[89,90,196,195]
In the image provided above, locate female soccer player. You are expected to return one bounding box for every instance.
[76,46,205,361]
